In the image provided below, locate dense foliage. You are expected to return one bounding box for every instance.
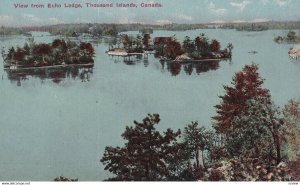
[213,63,286,166]
[108,33,153,53]
[100,114,182,181]
[154,34,232,60]
[213,64,271,133]
[282,99,300,160]
[2,38,95,68]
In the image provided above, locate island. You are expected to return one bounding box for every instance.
[106,33,155,58]
[235,23,268,31]
[289,44,300,60]
[106,33,233,63]
[1,38,95,69]
[154,34,233,62]
[274,30,300,43]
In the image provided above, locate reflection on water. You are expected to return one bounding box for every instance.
[162,60,222,76]
[109,54,225,76]
[5,65,93,86]
[109,55,150,67]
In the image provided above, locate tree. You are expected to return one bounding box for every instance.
[80,42,94,56]
[164,39,184,60]
[126,36,135,50]
[100,114,181,181]
[33,44,52,63]
[23,43,30,55]
[14,47,26,61]
[182,122,221,177]
[213,64,285,165]
[287,30,296,41]
[210,39,221,53]
[213,63,271,134]
[51,39,68,64]
[51,39,67,52]
[182,36,195,54]
[79,42,95,63]
[282,99,300,160]
[183,122,207,170]
[227,43,234,55]
[6,47,15,60]
[194,34,209,54]
[224,96,283,165]
[143,34,151,49]
[135,34,143,52]
[1,46,5,60]
[122,34,129,49]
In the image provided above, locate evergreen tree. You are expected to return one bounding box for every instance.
[194,34,209,54]
[7,47,15,60]
[183,122,207,170]
[101,114,181,181]
[210,39,221,52]
[282,99,300,160]
[182,36,195,54]
[213,64,271,134]
[213,64,285,165]
[143,34,151,49]
[224,96,282,165]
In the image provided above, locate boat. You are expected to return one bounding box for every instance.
[248,51,258,54]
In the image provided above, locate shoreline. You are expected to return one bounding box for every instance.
[4,63,94,70]
[107,50,155,57]
[161,58,229,64]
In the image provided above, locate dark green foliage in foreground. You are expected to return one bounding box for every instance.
[100,114,182,181]
[224,97,284,166]
[212,64,285,166]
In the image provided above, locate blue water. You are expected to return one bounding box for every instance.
[0,29,299,181]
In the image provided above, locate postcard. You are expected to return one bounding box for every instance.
[0,0,300,182]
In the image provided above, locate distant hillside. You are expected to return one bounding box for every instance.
[219,21,300,30]
[0,26,31,36]
[17,21,300,37]
[21,23,209,37]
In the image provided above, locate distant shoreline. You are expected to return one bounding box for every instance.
[4,63,94,71]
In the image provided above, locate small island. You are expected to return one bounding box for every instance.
[107,33,233,63]
[1,38,95,69]
[155,34,233,62]
[106,33,155,57]
[235,23,268,31]
[289,44,300,60]
[274,30,300,43]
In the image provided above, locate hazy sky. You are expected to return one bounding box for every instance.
[0,0,299,26]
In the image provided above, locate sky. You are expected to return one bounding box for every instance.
[0,0,299,27]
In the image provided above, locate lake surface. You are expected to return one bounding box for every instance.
[0,29,300,181]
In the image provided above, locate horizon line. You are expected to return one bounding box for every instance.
[2,19,300,28]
